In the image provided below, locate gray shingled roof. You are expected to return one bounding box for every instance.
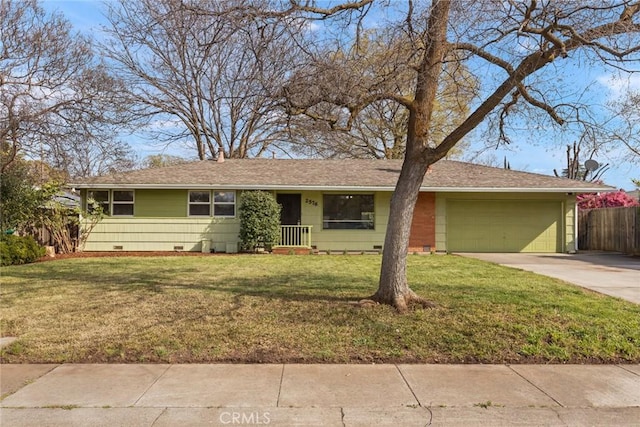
[70,159,613,192]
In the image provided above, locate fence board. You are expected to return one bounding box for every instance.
[578,207,640,254]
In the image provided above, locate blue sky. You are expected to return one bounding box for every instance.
[42,0,639,189]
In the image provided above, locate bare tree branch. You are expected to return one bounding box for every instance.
[289,0,374,16]
[103,0,304,159]
[452,42,515,74]
[1,0,134,177]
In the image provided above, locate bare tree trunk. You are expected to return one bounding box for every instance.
[370,0,451,312]
[371,157,436,312]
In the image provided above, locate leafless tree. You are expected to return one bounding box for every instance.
[103,0,305,160]
[48,134,138,179]
[142,154,191,169]
[553,140,609,181]
[607,90,640,160]
[286,32,476,159]
[271,0,640,311]
[0,0,134,178]
[548,89,640,180]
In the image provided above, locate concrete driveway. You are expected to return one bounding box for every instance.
[458,252,640,304]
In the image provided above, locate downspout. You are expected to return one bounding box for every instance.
[573,202,579,253]
[561,200,566,253]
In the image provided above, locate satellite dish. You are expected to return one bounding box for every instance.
[584,159,600,171]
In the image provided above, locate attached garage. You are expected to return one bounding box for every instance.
[446,200,562,253]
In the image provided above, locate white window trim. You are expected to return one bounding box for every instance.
[188,190,212,217]
[213,190,236,218]
[112,190,135,217]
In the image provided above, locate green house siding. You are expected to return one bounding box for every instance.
[135,189,187,217]
[435,193,576,253]
[80,189,188,217]
[83,217,240,252]
[81,189,239,252]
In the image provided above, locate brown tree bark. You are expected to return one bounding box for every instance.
[372,158,436,312]
[371,0,451,312]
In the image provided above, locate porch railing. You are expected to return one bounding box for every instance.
[277,225,312,247]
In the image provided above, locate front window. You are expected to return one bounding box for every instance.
[112,190,134,216]
[87,190,109,214]
[323,194,374,229]
[189,191,211,216]
[214,191,235,217]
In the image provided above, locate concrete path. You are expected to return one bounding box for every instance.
[459,252,640,304]
[1,363,639,426]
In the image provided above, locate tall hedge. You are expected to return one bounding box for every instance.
[239,191,282,252]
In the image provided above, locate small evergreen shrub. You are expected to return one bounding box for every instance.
[0,234,46,266]
[239,191,281,252]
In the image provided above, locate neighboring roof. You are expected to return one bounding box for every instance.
[69,159,613,193]
[54,192,80,208]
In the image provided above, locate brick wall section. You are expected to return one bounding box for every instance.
[408,192,436,253]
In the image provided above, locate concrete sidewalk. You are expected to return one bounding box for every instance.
[459,252,640,304]
[1,364,639,426]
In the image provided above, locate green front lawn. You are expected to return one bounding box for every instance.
[1,254,638,363]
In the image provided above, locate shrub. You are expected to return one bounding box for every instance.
[577,190,640,209]
[0,234,46,266]
[239,191,282,252]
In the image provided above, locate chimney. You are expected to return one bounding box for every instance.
[217,151,225,163]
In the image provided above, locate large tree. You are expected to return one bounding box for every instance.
[103,0,305,160]
[287,32,477,159]
[274,0,640,311]
[0,0,134,178]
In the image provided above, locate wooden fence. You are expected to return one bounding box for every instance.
[578,207,640,254]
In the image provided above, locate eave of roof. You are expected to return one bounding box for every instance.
[68,183,611,193]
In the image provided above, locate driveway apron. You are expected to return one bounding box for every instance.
[458,252,640,304]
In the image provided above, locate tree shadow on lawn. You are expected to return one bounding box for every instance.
[3,266,369,304]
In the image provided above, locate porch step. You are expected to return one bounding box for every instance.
[272,247,313,255]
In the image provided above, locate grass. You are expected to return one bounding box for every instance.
[1,254,639,364]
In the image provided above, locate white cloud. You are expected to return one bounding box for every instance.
[304,21,321,32]
[145,118,182,131]
[596,74,640,97]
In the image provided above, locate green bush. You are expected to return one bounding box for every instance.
[239,191,281,252]
[0,234,46,266]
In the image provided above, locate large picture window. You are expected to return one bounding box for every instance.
[213,191,235,217]
[112,190,134,216]
[323,194,374,229]
[189,191,211,216]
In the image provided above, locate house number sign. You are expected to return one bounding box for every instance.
[305,198,318,207]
